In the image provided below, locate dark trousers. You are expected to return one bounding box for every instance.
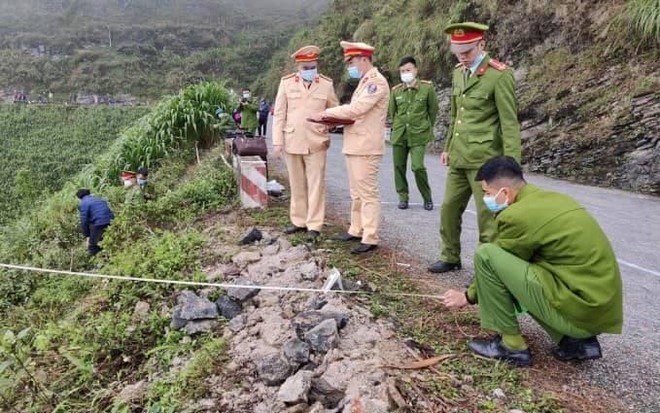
[88,224,109,255]
[258,118,268,136]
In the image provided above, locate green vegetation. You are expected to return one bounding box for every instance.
[1,0,327,99]
[0,80,239,412]
[0,105,147,224]
[628,0,660,44]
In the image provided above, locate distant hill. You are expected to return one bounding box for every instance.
[0,0,327,101]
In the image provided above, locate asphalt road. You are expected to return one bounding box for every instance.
[316,133,660,412]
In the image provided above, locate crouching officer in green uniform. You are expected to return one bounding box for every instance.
[441,156,623,366]
[389,56,439,210]
[429,22,521,273]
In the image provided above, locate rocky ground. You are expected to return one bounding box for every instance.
[154,228,413,413]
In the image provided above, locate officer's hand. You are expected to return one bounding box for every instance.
[308,111,326,122]
[441,289,468,309]
[440,152,449,166]
[273,145,284,159]
[85,237,90,247]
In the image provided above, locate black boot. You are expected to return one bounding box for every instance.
[468,336,532,367]
[427,260,462,273]
[332,232,361,242]
[284,225,307,235]
[552,336,602,361]
[351,243,378,254]
[398,201,409,210]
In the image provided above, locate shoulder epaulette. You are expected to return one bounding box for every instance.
[392,83,404,91]
[488,59,508,71]
[420,80,433,85]
[282,73,296,80]
[319,74,333,82]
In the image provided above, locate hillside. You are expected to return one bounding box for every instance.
[0,105,147,224]
[0,0,327,101]
[261,0,660,195]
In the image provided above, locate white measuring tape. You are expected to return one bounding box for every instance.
[0,263,446,301]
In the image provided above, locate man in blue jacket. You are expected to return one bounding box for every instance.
[76,189,114,255]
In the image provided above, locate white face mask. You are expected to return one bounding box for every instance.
[400,72,416,84]
[242,93,251,99]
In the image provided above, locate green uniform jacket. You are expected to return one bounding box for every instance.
[444,54,521,168]
[388,80,439,146]
[240,98,259,133]
[469,184,623,335]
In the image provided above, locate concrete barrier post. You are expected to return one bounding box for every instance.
[236,155,268,208]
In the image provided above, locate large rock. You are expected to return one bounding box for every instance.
[283,337,311,364]
[277,370,313,404]
[298,261,320,281]
[232,251,262,267]
[294,311,349,336]
[183,319,218,335]
[228,314,247,332]
[255,353,293,386]
[239,227,263,245]
[279,245,311,264]
[117,380,147,404]
[226,276,261,302]
[132,301,150,322]
[216,296,243,319]
[177,290,219,320]
[304,319,339,353]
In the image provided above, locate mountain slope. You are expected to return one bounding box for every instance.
[0,0,328,100]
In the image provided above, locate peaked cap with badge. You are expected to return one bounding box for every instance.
[444,22,489,54]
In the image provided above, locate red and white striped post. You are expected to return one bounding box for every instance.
[237,155,268,208]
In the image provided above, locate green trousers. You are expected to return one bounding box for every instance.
[439,167,496,263]
[393,143,432,202]
[474,243,593,343]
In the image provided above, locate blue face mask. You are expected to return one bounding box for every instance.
[483,188,509,213]
[347,65,361,79]
[300,69,317,82]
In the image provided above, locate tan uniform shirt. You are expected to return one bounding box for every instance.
[272,73,339,155]
[325,67,390,155]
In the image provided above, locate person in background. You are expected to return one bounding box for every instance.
[239,88,259,135]
[441,156,623,367]
[258,97,271,136]
[76,189,114,256]
[389,55,439,211]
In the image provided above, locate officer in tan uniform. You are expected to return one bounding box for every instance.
[272,45,339,240]
[309,41,390,254]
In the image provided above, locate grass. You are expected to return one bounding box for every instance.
[628,0,660,43]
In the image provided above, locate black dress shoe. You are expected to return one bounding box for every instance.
[333,232,361,242]
[306,230,320,241]
[552,336,602,361]
[351,243,378,254]
[423,201,434,211]
[468,336,532,367]
[427,260,462,273]
[284,225,307,234]
[398,201,409,210]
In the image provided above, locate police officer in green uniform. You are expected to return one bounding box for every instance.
[389,56,439,211]
[239,88,259,135]
[429,22,522,273]
[441,157,623,366]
